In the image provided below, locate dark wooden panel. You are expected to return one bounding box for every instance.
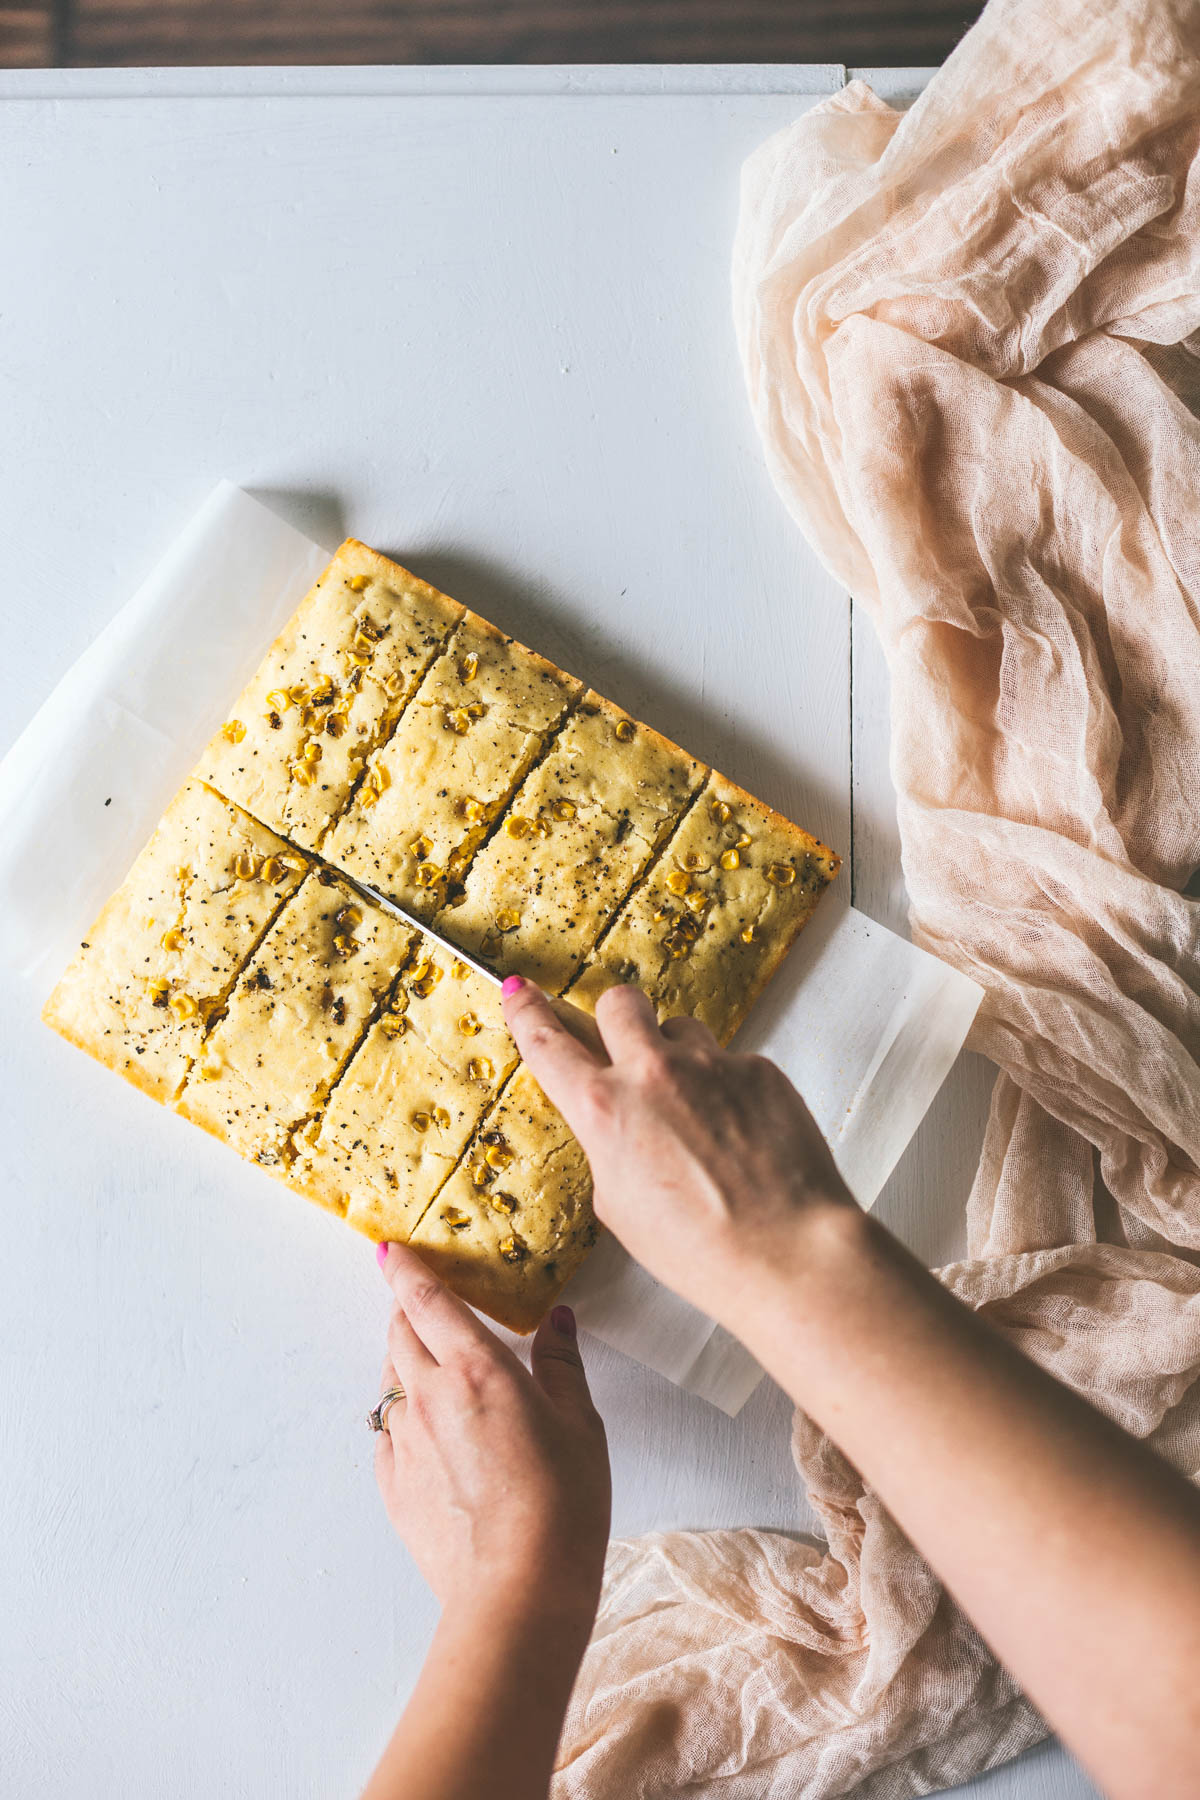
[66,0,982,69]
[0,3,55,63]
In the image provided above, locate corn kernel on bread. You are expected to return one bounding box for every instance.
[194,540,462,852]
[323,614,581,918]
[566,773,840,1041]
[407,1066,596,1334]
[42,780,308,1104]
[447,693,704,993]
[176,873,415,1163]
[294,936,519,1241]
[45,537,840,1335]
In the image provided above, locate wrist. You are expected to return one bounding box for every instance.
[443,1572,599,1652]
[715,1198,878,1350]
[437,1584,596,1703]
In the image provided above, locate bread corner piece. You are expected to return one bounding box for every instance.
[407,1065,596,1334]
[42,779,308,1105]
[192,539,464,854]
[566,771,840,1043]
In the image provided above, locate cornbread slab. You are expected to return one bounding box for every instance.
[44,536,840,1336]
[294,936,519,1241]
[446,693,704,993]
[567,773,840,1043]
[323,614,581,917]
[194,540,463,852]
[43,780,307,1104]
[176,873,415,1164]
[407,1066,596,1335]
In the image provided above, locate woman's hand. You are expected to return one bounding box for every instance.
[501,978,858,1331]
[374,1241,610,1627]
[502,985,1200,1800]
[364,1247,611,1800]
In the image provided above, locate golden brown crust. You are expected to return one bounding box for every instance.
[406,1067,597,1333]
[193,539,463,853]
[565,771,839,1043]
[42,779,307,1105]
[41,997,176,1106]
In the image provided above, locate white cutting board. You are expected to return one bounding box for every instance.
[0,63,1095,1800]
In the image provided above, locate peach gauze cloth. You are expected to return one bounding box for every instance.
[554,2,1200,1795]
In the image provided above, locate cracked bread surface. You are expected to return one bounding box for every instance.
[293,935,519,1242]
[407,1066,595,1335]
[42,779,307,1104]
[322,614,581,917]
[566,772,841,1042]
[445,693,704,994]
[194,539,463,852]
[176,873,415,1164]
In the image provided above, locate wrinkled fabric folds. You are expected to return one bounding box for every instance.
[554,1,1200,1793]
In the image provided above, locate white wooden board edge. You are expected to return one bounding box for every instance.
[0,62,847,100]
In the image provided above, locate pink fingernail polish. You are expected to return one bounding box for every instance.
[501,975,524,996]
[376,1241,391,1268]
[551,1305,576,1338]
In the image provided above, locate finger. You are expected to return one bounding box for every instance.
[376,1350,409,1425]
[659,1013,719,1051]
[379,1241,502,1363]
[375,1356,401,1466]
[547,996,610,1064]
[593,983,664,1064]
[501,976,607,1112]
[530,1305,596,1412]
[374,1425,395,1482]
[388,1303,438,1382]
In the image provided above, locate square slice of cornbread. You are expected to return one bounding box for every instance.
[293,936,519,1241]
[323,615,581,917]
[43,780,308,1104]
[445,694,704,993]
[566,773,840,1043]
[193,540,462,852]
[406,1066,596,1334]
[176,872,416,1165]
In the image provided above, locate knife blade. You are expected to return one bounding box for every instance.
[326,863,611,1062]
[323,864,503,987]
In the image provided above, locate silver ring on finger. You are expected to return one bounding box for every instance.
[367,1384,407,1431]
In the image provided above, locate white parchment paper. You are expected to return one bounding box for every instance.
[0,484,981,1414]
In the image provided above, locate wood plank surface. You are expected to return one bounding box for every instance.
[0,3,55,63]
[4,0,985,71]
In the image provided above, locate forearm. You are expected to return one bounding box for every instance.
[362,1597,592,1800]
[727,1205,1200,1798]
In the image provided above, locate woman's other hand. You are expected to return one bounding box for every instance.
[501,978,857,1330]
[364,1245,610,1800]
[374,1242,610,1627]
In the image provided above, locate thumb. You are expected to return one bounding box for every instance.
[530,1305,594,1410]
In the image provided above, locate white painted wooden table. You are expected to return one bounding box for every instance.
[0,64,1097,1799]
